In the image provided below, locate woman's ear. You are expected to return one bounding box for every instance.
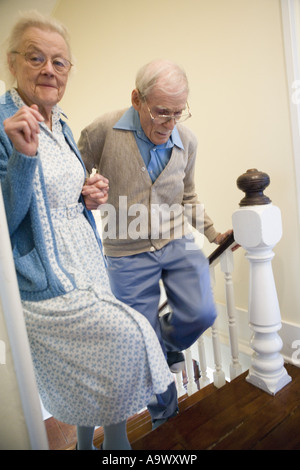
[7,53,17,78]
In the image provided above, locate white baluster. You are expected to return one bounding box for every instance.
[232,183,292,394]
[220,249,243,380]
[184,348,198,395]
[210,265,226,388]
[211,317,226,388]
[175,372,186,397]
[197,336,211,387]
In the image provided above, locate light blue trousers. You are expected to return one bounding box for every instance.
[106,237,217,353]
[106,237,217,421]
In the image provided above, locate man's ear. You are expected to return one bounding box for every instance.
[131,89,142,110]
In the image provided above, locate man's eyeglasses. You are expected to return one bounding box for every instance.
[145,101,192,124]
[12,51,73,74]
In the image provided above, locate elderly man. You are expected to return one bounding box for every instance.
[78,59,231,427]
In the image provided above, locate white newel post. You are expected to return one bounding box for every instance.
[232,169,292,395]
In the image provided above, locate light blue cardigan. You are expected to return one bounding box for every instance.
[0,91,102,301]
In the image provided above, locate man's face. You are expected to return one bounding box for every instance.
[132,84,188,145]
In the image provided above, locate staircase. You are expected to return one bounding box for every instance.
[44,170,300,451]
[50,381,216,450]
[133,363,300,451]
[45,362,300,450]
[130,363,300,450]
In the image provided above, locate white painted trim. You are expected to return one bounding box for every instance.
[196,302,300,371]
[281,0,300,229]
[0,186,49,449]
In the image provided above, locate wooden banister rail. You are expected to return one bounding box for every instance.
[208,232,235,267]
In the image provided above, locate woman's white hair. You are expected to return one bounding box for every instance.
[1,10,73,87]
[136,59,189,100]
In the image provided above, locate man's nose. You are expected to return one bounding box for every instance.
[163,117,176,130]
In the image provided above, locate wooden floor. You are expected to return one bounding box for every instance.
[45,363,300,451]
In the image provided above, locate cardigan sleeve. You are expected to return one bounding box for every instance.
[0,128,38,236]
[78,114,112,175]
[77,127,95,175]
[78,109,127,175]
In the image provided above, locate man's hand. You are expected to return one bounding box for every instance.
[214,229,239,251]
[82,173,109,210]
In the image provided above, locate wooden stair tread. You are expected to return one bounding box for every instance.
[46,364,300,450]
[49,381,216,450]
[132,364,300,450]
[93,383,216,449]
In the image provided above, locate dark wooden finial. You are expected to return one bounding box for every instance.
[236,169,272,206]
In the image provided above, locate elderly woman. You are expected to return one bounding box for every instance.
[0,12,173,450]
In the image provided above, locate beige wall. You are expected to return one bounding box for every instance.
[0,0,298,446]
[1,0,299,325]
[53,0,300,325]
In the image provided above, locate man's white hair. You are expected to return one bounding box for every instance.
[135,59,189,100]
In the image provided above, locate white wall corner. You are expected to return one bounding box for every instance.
[281,0,300,230]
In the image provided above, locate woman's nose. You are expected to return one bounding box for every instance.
[41,59,55,74]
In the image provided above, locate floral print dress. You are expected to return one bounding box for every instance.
[10,90,173,426]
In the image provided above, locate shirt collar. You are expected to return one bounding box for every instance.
[9,88,67,124]
[114,106,184,150]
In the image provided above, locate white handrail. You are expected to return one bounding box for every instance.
[0,185,49,450]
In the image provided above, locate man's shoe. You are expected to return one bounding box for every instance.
[152,408,179,430]
[167,351,185,373]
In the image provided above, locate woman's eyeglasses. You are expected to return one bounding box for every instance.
[12,51,73,74]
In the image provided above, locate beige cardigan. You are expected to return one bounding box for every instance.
[78,109,219,257]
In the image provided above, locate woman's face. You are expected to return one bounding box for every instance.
[9,27,70,115]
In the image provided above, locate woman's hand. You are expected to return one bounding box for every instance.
[3,104,44,157]
[82,173,109,210]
